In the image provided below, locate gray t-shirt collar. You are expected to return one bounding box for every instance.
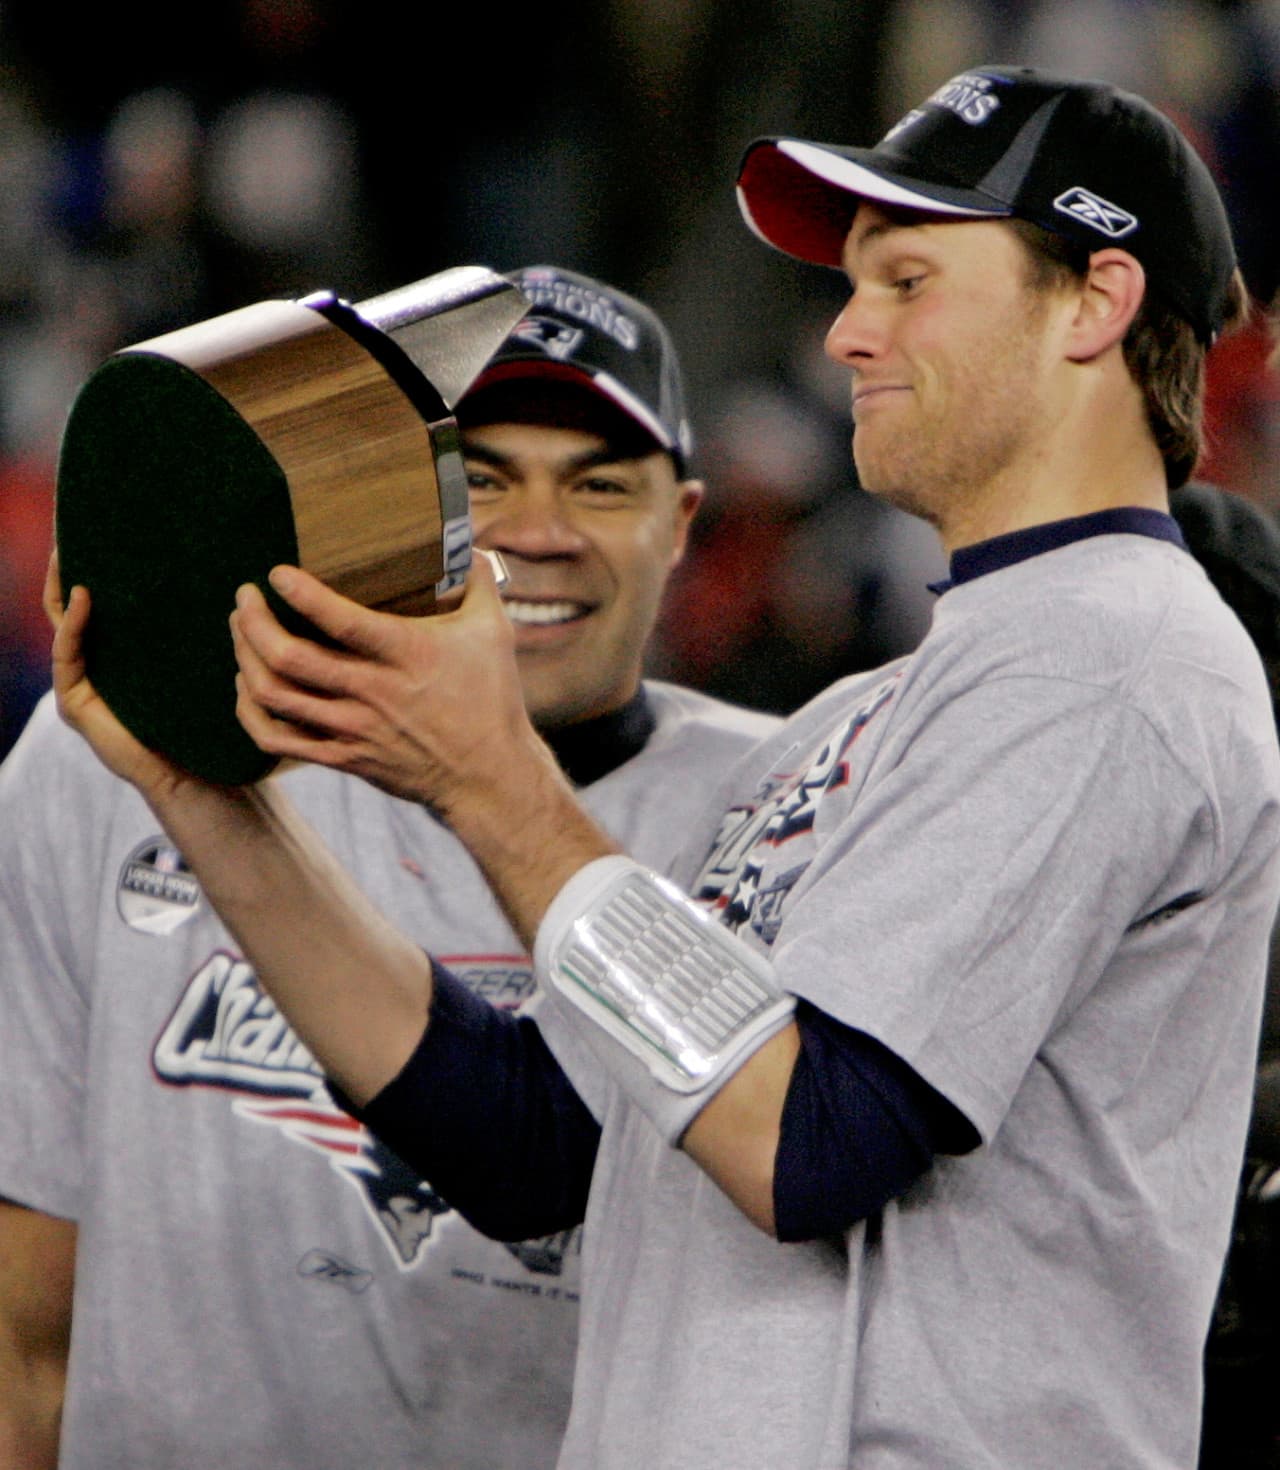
[931,507,1185,595]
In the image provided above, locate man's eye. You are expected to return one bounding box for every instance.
[578,477,632,498]
[894,274,924,296]
[466,470,502,494]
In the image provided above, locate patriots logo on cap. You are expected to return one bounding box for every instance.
[1053,187,1138,238]
[509,315,586,363]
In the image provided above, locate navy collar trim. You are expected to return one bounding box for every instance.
[929,507,1186,594]
[544,686,655,787]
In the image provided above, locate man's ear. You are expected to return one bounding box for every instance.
[670,479,705,567]
[1065,249,1146,363]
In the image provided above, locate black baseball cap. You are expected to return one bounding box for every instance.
[463,265,693,472]
[736,65,1237,344]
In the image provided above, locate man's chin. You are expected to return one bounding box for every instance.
[521,672,631,734]
[518,670,591,734]
[527,702,598,734]
[854,462,936,525]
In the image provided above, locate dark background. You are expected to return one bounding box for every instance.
[3,0,1279,759]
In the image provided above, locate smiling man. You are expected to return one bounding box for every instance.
[46,70,1280,1470]
[456,266,703,736]
[0,266,779,1470]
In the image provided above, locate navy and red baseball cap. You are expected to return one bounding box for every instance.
[462,265,694,473]
[736,65,1237,344]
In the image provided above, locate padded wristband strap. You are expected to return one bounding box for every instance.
[535,857,796,1137]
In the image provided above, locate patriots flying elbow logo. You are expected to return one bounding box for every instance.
[510,315,586,362]
[236,1097,453,1267]
[1052,187,1138,238]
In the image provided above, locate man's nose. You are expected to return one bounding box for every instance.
[474,488,589,559]
[825,290,884,368]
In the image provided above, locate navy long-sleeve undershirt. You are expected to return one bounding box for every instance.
[333,961,977,1242]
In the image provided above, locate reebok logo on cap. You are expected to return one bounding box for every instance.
[1053,188,1138,239]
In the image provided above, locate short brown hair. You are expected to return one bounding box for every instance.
[1008,219,1251,489]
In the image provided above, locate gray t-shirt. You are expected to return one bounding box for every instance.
[0,680,779,1470]
[542,532,1280,1469]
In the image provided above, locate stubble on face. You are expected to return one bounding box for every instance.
[852,241,1059,534]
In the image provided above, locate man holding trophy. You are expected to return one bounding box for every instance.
[0,265,777,1469]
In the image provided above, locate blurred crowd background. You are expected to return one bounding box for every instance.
[3,0,1280,762]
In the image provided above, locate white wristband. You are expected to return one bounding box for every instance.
[534,856,796,1121]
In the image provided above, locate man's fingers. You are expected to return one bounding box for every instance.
[42,550,65,632]
[234,672,298,752]
[462,548,506,614]
[264,566,403,661]
[450,549,518,655]
[49,586,117,746]
[51,584,90,696]
[44,580,201,796]
[236,663,352,745]
[234,672,370,770]
[231,606,303,706]
[232,582,366,698]
[474,548,510,593]
[248,557,511,676]
[231,605,377,752]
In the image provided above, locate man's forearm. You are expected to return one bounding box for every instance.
[0,1336,63,1470]
[440,726,622,950]
[340,962,601,1240]
[0,1204,76,1470]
